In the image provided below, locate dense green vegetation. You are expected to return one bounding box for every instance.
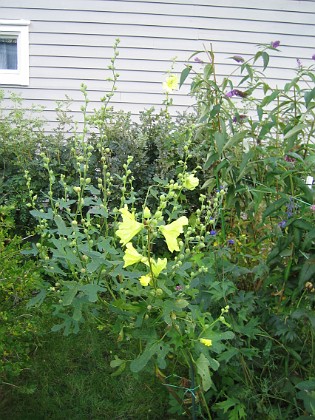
[1,41,314,419]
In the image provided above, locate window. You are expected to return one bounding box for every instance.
[0,20,30,86]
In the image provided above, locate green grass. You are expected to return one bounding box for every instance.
[1,322,171,419]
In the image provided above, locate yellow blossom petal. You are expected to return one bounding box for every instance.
[200,338,212,347]
[159,216,188,252]
[162,74,179,93]
[139,274,151,287]
[145,257,167,277]
[116,205,144,246]
[123,243,148,267]
[183,174,199,190]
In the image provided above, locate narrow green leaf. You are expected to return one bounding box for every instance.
[263,197,288,219]
[262,51,270,70]
[261,90,279,107]
[179,66,192,88]
[237,149,255,182]
[215,132,226,154]
[304,88,315,108]
[284,123,306,139]
[204,152,219,170]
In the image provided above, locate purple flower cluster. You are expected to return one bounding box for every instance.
[284,155,296,163]
[312,54,315,61]
[271,40,280,49]
[175,285,183,291]
[210,230,217,236]
[310,204,315,212]
[225,89,247,98]
[286,199,295,219]
[194,57,204,64]
[278,220,287,229]
[228,239,235,245]
[231,55,245,63]
[233,114,247,123]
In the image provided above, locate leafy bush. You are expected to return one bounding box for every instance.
[2,41,315,419]
[0,205,45,390]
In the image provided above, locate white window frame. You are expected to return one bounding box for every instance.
[0,20,30,86]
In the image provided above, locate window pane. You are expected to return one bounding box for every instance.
[0,38,17,70]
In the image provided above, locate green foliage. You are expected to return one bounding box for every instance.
[0,206,44,386]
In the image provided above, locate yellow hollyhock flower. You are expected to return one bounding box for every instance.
[200,338,212,347]
[183,174,199,190]
[116,205,144,246]
[159,216,188,252]
[145,257,167,277]
[123,242,148,267]
[162,74,179,93]
[139,274,151,287]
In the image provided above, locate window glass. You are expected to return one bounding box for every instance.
[0,37,17,70]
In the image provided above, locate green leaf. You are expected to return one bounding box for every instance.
[80,283,105,302]
[196,353,212,392]
[110,355,125,369]
[111,360,126,377]
[62,284,80,306]
[72,302,83,322]
[54,215,70,236]
[174,299,189,309]
[224,131,247,150]
[130,342,158,373]
[302,228,315,251]
[263,197,288,219]
[284,123,306,140]
[261,90,279,107]
[179,66,192,88]
[262,51,270,70]
[296,380,315,392]
[236,149,255,182]
[26,288,47,307]
[30,208,54,220]
[215,132,226,154]
[204,152,219,170]
[304,88,315,108]
[298,258,315,287]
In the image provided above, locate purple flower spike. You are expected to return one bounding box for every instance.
[233,114,247,123]
[312,54,315,61]
[297,58,302,68]
[278,220,287,229]
[226,90,234,98]
[271,40,280,49]
[194,57,204,64]
[225,89,247,98]
[231,55,245,63]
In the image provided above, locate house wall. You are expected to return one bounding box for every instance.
[0,0,314,130]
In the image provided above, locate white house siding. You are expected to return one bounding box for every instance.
[0,0,314,131]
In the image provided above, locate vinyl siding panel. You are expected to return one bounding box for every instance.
[0,0,314,131]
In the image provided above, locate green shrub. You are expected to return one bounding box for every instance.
[3,40,315,419]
